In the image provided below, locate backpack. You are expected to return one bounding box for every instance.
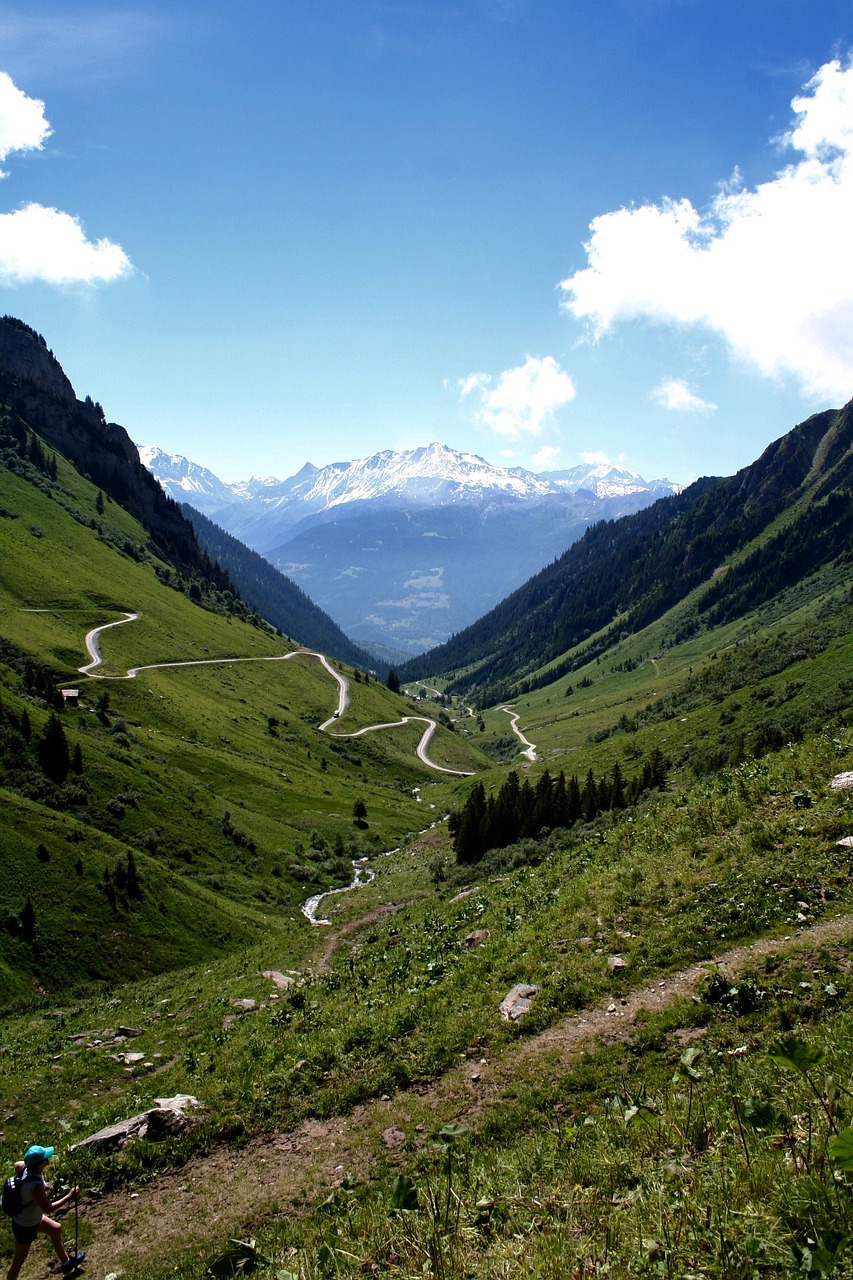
[1,1174,23,1217]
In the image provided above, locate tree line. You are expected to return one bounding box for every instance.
[449,749,667,865]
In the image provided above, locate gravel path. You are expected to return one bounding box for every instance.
[76,912,853,1279]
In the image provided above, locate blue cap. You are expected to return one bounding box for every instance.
[23,1145,54,1167]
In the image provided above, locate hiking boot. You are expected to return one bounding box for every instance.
[61,1252,86,1274]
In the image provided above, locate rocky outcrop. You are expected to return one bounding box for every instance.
[72,1095,203,1152]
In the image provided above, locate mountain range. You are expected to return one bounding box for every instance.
[141,443,679,657]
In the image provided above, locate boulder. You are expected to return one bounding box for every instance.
[463,930,491,950]
[261,970,293,989]
[73,1095,202,1151]
[608,954,628,972]
[830,772,853,791]
[499,983,540,1021]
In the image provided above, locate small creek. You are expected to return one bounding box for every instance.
[301,857,378,926]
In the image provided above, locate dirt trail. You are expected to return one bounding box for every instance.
[77,913,853,1278]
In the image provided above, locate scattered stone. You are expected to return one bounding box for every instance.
[469,1072,481,1083]
[115,1052,145,1065]
[230,998,257,1011]
[261,970,294,989]
[449,886,480,904]
[381,1127,406,1150]
[607,1003,617,1014]
[830,772,853,791]
[463,929,491,950]
[499,983,540,1021]
[577,937,593,946]
[837,836,853,848]
[116,1026,143,1038]
[608,954,628,972]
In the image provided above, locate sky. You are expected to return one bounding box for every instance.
[1,1,852,486]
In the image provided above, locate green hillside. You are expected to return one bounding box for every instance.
[0,336,486,1011]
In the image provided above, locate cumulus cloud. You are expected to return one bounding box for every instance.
[532,444,561,468]
[652,377,717,411]
[579,449,611,465]
[560,56,853,402]
[0,71,51,174]
[0,70,132,286]
[458,354,576,438]
[0,203,132,285]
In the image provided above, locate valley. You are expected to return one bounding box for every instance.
[1,316,853,1278]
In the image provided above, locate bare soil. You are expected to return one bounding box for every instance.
[72,913,853,1279]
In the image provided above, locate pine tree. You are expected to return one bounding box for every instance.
[20,897,36,942]
[38,713,69,783]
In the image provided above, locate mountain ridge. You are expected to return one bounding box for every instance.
[142,442,681,655]
[400,400,853,700]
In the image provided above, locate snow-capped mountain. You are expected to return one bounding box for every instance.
[139,441,680,655]
[137,445,239,511]
[540,462,679,499]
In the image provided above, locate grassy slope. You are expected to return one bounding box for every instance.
[0,446,486,1008]
[2,418,853,1275]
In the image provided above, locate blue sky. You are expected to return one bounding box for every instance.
[1,1,852,484]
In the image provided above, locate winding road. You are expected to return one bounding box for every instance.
[498,704,539,762]
[76,612,471,776]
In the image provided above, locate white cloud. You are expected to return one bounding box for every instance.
[0,71,51,174]
[560,56,853,402]
[458,354,576,438]
[0,71,132,286]
[579,449,610,466]
[0,203,132,285]
[457,371,491,398]
[652,377,717,411]
[532,444,561,468]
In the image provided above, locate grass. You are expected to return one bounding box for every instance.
[2,422,853,1276]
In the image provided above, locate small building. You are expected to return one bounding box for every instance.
[60,689,80,706]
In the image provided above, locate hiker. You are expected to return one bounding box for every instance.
[5,1145,85,1279]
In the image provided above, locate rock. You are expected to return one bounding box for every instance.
[381,1127,406,1150]
[72,1094,202,1151]
[499,983,540,1021]
[449,886,480,903]
[608,954,628,972]
[230,998,257,1011]
[261,970,293,989]
[116,1026,143,1038]
[145,1106,194,1141]
[73,1113,150,1151]
[119,1052,145,1065]
[830,772,853,791]
[155,1094,201,1113]
[837,836,853,848]
[463,929,491,950]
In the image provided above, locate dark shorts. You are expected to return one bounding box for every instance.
[12,1219,40,1245]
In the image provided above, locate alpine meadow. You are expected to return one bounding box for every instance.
[0,310,852,1278]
